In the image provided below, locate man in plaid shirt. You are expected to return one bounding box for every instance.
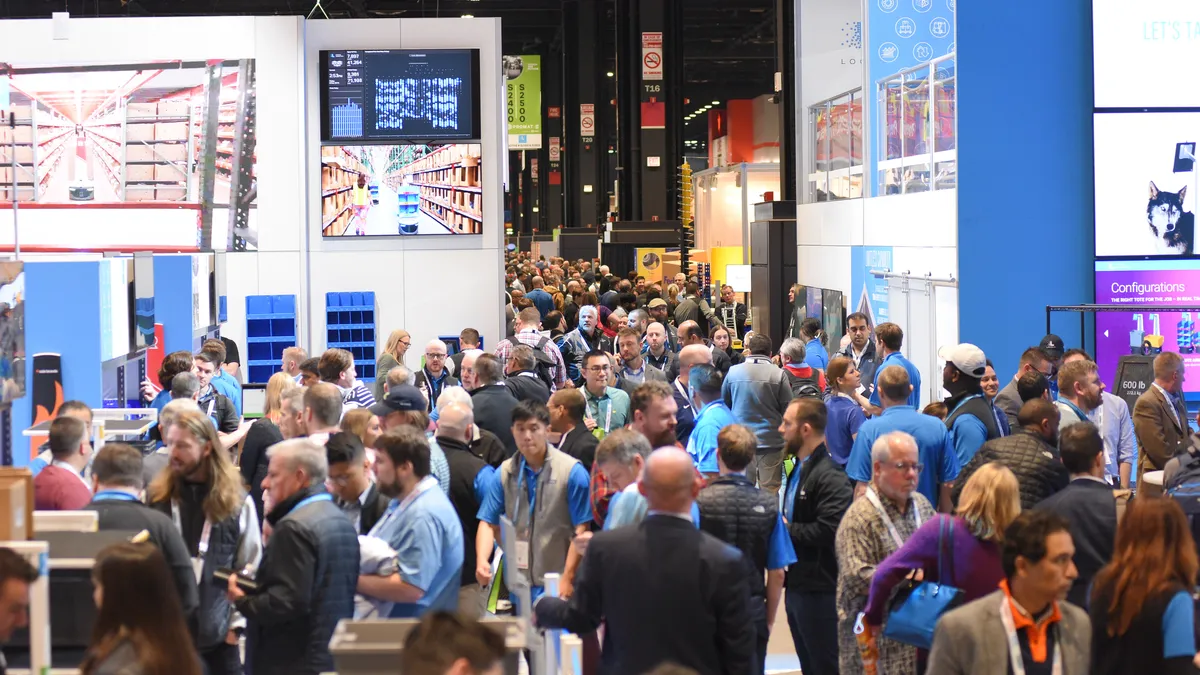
[492,307,569,391]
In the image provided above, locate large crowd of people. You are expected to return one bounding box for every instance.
[2,251,1199,675]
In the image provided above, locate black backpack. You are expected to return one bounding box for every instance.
[508,336,556,390]
[788,369,823,400]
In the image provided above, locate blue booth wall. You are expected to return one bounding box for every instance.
[10,262,105,467]
[957,0,1095,378]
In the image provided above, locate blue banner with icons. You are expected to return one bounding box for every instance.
[867,0,956,196]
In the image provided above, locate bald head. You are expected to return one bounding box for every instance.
[677,344,713,386]
[436,403,473,443]
[639,447,701,514]
[677,320,701,344]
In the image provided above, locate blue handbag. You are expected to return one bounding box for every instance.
[881,515,965,650]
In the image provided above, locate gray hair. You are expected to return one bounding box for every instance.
[871,431,918,465]
[629,309,649,326]
[280,386,307,413]
[779,337,807,364]
[160,398,202,439]
[170,371,201,400]
[595,428,653,468]
[387,365,416,387]
[436,386,473,413]
[267,438,328,485]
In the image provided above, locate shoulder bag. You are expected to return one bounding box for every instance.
[881,515,965,650]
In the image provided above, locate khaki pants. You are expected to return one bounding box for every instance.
[458,583,485,619]
[748,448,785,496]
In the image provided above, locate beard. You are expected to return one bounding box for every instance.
[377,476,403,499]
[646,427,677,448]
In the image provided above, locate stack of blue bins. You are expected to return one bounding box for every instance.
[326,291,377,383]
[246,294,297,384]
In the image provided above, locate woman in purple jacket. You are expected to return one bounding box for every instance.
[863,461,1021,628]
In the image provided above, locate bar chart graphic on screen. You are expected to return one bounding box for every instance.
[331,98,364,138]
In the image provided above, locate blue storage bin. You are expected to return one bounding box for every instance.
[273,295,296,314]
[351,292,364,307]
[339,292,352,307]
[364,291,376,306]
[247,296,271,315]
[327,292,340,307]
[247,319,271,338]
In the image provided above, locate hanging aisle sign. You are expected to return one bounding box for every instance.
[580,104,595,139]
[504,55,542,150]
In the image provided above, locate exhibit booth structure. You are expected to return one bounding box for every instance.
[0,14,507,457]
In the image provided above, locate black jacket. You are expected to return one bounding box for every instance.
[199,389,239,434]
[504,372,551,405]
[715,301,748,339]
[672,380,696,446]
[784,444,852,593]
[414,369,460,412]
[86,497,200,638]
[534,515,756,675]
[838,341,881,397]
[697,474,778,602]
[343,482,390,535]
[438,437,489,585]
[240,417,283,522]
[470,383,520,457]
[557,424,599,472]
[237,487,359,675]
[472,428,510,468]
[1036,478,1118,608]
[953,429,1069,510]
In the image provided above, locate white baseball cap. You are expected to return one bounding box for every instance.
[938,343,988,379]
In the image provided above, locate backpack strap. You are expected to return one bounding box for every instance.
[535,336,550,351]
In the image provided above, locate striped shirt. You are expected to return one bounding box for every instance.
[342,381,376,411]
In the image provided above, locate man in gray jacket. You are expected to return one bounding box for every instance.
[926,510,1089,675]
[721,333,794,495]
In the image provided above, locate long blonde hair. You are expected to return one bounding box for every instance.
[384,329,411,360]
[148,410,245,523]
[264,372,298,423]
[955,462,1020,543]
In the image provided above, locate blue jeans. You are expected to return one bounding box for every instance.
[785,589,838,675]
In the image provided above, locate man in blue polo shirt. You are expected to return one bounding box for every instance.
[941,343,1005,467]
[202,339,242,415]
[475,400,592,603]
[359,425,464,617]
[867,323,921,414]
[686,364,735,477]
[847,365,958,510]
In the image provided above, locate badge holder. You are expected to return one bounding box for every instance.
[500,516,548,675]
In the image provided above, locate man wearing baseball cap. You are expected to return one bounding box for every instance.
[1039,334,1066,398]
[940,343,1006,467]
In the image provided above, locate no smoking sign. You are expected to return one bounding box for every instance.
[642,32,663,80]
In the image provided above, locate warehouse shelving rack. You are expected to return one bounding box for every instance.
[121,99,195,201]
[396,144,483,234]
[245,294,297,385]
[326,292,377,383]
[1,103,73,202]
[320,146,371,237]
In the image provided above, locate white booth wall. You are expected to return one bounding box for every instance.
[0,16,504,376]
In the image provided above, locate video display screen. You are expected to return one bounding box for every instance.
[0,263,25,404]
[321,143,482,237]
[1095,112,1200,259]
[320,49,481,143]
[1094,0,1200,108]
[1094,260,1200,392]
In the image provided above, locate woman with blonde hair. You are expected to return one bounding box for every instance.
[862,462,1020,628]
[1090,497,1200,674]
[239,372,297,520]
[375,329,412,400]
[82,542,203,675]
[147,410,261,675]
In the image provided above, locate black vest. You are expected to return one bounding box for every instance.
[149,490,243,651]
[944,393,1002,440]
[439,438,488,586]
[696,474,777,599]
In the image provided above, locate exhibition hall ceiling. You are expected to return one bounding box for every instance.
[0,0,777,107]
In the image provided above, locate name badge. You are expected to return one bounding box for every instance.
[191,557,205,584]
[515,540,531,572]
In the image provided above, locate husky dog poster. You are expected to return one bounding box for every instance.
[1095,112,1200,258]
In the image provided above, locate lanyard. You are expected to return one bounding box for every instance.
[999,595,1062,675]
[864,486,922,549]
[1154,383,1183,429]
[674,380,692,412]
[948,393,984,417]
[1058,398,1090,423]
[93,490,138,502]
[369,476,437,537]
[586,393,614,433]
[171,500,214,561]
[51,460,91,490]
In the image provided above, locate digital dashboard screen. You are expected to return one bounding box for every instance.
[320,49,481,143]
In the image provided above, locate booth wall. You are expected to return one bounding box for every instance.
[957,0,1094,379]
[304,19,505,358]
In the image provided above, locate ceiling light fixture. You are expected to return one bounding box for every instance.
[712,100,720,105]
[606,72,614,77]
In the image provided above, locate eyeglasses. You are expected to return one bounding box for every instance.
[586,365,611,372]
[888,462,924,473]
[425,353,447,360]
[399,339,411,347]
[328,473,352,486]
